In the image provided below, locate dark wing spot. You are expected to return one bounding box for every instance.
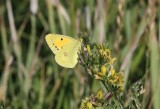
[61,38,63,41]
[55,46,59,50]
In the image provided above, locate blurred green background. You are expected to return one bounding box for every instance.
[0,0,160,109]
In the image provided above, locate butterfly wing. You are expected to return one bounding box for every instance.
[45,33,81,68]
[45,34,77,54]
[55,40,81,68]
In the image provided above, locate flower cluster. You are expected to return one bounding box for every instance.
[79,35,124,108]
[80,43,124,92]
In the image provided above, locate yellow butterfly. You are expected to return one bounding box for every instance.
[45,34,81,68]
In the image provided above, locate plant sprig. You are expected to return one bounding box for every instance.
[78,33,144,109]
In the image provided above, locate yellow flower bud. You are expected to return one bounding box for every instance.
[87,102,93,109]
[111,69,116,76]
[101,65,107,76]
[110,58,116,64]
[95,89,104,100]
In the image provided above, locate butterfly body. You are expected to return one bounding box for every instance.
[45,34,81,68]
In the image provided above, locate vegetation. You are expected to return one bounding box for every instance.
[0,0,159,109]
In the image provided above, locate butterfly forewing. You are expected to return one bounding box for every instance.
[45,34,76,54]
